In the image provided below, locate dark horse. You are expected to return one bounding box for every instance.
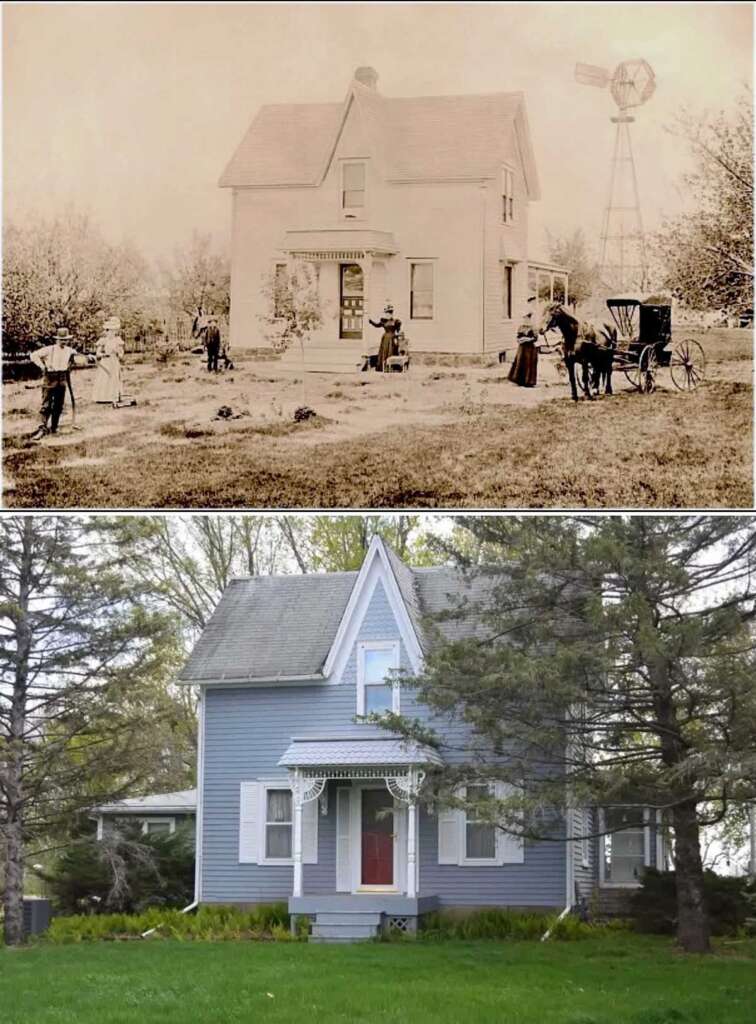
[541,303,616,402]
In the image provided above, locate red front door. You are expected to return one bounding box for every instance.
[361,789,394,885]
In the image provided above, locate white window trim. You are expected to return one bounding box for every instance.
[258,781,295,866]
[340,159,367,221]
[581,807,590,869]
[407,259,436,322]
[141,816,176,836]
[655,809,665,870]
[598,806,651,888]
[460,784,499,866]
[502,262,515,322]
[356,640,400,717]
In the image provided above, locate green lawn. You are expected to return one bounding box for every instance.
[2,936,756,1024]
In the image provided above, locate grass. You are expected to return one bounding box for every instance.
[2,935,755,1023]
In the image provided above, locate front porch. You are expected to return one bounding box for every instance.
[279,736,443,942]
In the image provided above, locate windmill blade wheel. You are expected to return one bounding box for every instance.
[636,345,658,393]
[669,338,706,391]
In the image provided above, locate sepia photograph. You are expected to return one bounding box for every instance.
[1,512,756,1022]
[2,2,753,508]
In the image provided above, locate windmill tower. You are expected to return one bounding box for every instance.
[576,59,656,294]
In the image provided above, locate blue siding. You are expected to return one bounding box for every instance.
[201,577,567,908]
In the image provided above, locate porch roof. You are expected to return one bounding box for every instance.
[282,227,398,257]
[277,736,444,770]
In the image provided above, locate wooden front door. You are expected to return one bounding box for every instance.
[340,263,364,340]
[361,788,394,886]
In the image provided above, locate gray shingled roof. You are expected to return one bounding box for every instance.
[219,80,538,195]
[278,737,444,768]
[179,549,492,685]
[94,789,197,815]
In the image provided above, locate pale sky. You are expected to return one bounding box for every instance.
[4,2,752,263]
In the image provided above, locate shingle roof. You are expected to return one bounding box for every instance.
[94,789,197,815]
[278,737,444,768]
[219,79,538,195]
[178,552,490,685]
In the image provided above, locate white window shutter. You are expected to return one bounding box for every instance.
[239,781,260,863]
[495,782,525,865]
[437,805,461,865]
[336,788,351,891]
[302,797,319,864]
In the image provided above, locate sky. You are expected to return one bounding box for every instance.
[3,2,752,263]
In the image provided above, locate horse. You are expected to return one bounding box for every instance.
[541,303,617,402]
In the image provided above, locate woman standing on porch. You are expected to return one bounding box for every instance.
[369,304,401,371]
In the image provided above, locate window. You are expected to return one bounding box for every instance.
[410,262,434,320]
[553,275,567,306]
[273,263,288,319]
[501,167,515,223]
[601,806,647,885]
[464,785,497,861]
[527,267,538,303]
[341,162,366,216]
[265,788,293,859]
[502,264,513,319]
[581,807,590,868]
[141,817,175,836]
[357,641,399,716]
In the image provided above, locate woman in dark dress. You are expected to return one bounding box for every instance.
[508,313,540,387]
[369,304,401,371]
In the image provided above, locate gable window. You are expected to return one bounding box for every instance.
[502,264,513,320]
[600,806,648,885]
[357,641,399,716]
[502,167,515,224]
[464,785,497,862]
[410,262,434,320]
[265,788,293,859]
[341,162,366,216]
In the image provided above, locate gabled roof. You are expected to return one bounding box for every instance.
[179,539,492,686]
[93,789,197,816]
[219,74,540,198]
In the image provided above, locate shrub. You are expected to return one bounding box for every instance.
[630,868,756,937]
[43,821,195,915]
[418,908,612,942]
[43,903,294,944]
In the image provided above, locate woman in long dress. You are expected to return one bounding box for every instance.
[508,314,540,387]
[92,318,124,404]
[368,304,401,372]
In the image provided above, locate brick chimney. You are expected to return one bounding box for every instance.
[354,66,379,90]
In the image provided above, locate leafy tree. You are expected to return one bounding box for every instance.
[162,232,230,321]
[653,90,753,315]
[0,517,184,945]
[289,516,439,572]
[547,229,600,309]
[385,516,756,954]
[260,260,324,406]
[2,208,148,353]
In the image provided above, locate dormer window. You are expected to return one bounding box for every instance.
[341,162,366,218]
[357,641,399,716]
[501,167,515,224]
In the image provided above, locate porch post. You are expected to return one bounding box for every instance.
[359,253,372,334]
[407,799,418,899]
[292,768,303,898]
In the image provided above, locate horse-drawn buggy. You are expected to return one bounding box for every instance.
[542,296,706,400]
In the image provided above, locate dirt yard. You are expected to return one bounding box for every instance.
[2,328,752,508]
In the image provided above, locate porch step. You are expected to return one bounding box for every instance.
[309,909,382,943]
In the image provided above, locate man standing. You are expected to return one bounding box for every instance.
[205,315,221,373]
[29,327,78,439]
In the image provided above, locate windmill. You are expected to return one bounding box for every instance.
[576,58,656,294]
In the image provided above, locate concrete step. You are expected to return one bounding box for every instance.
[314,912,382,926]
[311,923,378,940]
[309,935,374,944]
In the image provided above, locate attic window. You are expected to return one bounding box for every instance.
[342,162,366,216]
[357,641,399,716]
[502,167,515,224]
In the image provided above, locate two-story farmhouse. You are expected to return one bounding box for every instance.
[179,538,664,941]
[219,68,568,369]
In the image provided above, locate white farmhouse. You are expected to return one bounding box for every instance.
[220,67,567,369]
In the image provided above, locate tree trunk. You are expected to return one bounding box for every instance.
[672,800,711,953]
[3,813,25,946]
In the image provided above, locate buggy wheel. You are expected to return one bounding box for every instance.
[669,338,706,391]
[622,363,639,389]
[637,345,658,393]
